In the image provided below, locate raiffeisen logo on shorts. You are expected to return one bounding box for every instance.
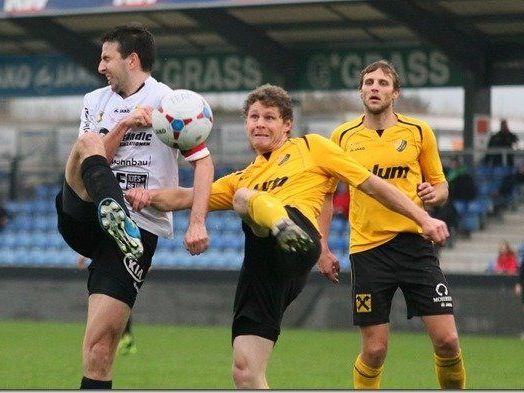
[123,254,144,283]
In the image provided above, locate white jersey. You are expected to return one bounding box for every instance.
[79,76,210,238]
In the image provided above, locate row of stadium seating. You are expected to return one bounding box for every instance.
[451,164,521,234]
[0,164,518,271]
[0,182,350,270]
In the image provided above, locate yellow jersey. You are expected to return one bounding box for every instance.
[331,113,446,253]
[209,133,371,232]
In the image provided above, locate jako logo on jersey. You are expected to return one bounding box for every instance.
[123,254,144,283]
[372,164,409,179]
[349,144,365,152]
[114,108,131,114]
[277,154,290,166]
[253,177,288,191]
[394,139,408,152]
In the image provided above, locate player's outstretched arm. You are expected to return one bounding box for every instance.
[317,193,340,283]
[125,187,194,212]
[184,155,214,255]
[358,175,449,244]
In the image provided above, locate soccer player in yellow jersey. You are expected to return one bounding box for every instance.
[318,60,466,389]
[126,84,449,389]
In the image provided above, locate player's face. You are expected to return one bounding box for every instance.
[245,101,292,154]
[360,68,399,115]
[98,41,131,94]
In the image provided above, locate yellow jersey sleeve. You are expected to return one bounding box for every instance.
[209,171,241,210]
[419,123,447,185]
[306,134,371,189]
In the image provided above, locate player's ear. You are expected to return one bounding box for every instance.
[128,52,141,70]
[284,119,292,134]
[393,89,400,100]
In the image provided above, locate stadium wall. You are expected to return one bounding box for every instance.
[0,268,520,336]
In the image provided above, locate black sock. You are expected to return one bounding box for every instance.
[80,376,112,389]
[80,155,129,216]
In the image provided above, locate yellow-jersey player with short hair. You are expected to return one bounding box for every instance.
[321,60,465,390]
[331,113,446,253]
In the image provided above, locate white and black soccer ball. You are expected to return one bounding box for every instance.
[152,89,213,151]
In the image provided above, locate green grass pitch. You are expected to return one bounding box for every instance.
[1,320,523,389]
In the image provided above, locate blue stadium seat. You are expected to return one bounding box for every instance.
[219,249,243,269]
[222,232,244,251]
[474,165,493,179]
[328,234,347,253]
[11,214,32,231]
[331,217,347,234]
[493,165,514,179]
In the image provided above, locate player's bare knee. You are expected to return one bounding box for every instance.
[363,343,387,366]
[84,341,112,377]
[232,365,259,389]
[232,360,249,388]
[433,332,460,356]
[233,188,253,216]
[76,132,106,161]
[232,354,260,389]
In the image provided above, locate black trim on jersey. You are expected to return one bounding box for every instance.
[376,129,384,137]
[339,119,363,145]
[118,82,146,99]
[398,118,423,141]
[300,135,311,150]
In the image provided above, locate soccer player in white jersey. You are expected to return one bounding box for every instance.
[55,23,214,389]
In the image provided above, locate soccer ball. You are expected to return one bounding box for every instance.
[152,89,213,151]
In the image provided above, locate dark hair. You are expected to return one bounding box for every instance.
[359,60,400,91]
[100,23,155,72]
[242,84,293,122]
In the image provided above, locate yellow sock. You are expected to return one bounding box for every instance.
[353,354,383,389]
[434,351,466,389]
[248,192,289,229]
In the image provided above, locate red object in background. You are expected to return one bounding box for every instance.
[494,252,518,275]
[333,184,349,218]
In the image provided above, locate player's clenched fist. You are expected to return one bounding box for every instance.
[125,187,152,212]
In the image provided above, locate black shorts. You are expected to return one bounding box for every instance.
[56,182,158,308]
[232,206,321,343]
[350,232,454,326]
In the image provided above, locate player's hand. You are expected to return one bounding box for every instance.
[420,216,449,245]
[184,223,209,255]
[417,182,439,206]
[515,283,522,296]
[317,248,340,284]
[125,188,152,212]
[122,106,153,129]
